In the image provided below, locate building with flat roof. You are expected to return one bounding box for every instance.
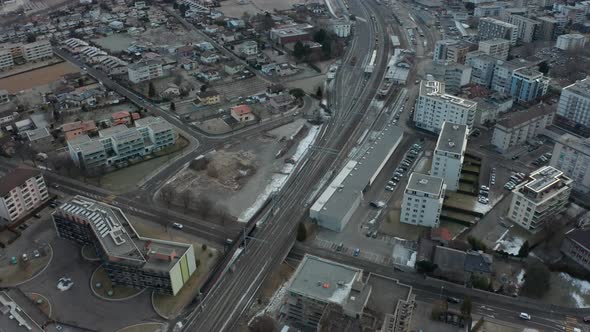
[557,77,590,128]
[400,173,446,228]
[478,17,518,45]
[433,40,474,64]
[508,15,539,43]
[556,33,587,50]
[431,63,472,94]
[490,58,534,95]
[286,255,416,332]
[310,125,403,231]
[465,51,499,88]
[508,166,572,232]
[550,134,590,194]
[491,103,555,153]
[52,195,196,295]
[414,80,477,134]
[67,116,176,169]
[478,38,510,60]
[509,67,549,103]
[21,40,52,62]
[562,227,590,272]
[0,167,48,224]
[0,289,46,332]
[432,122,469,191]
[127,59,163,83]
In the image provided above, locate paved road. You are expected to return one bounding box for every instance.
[178,0,392,330]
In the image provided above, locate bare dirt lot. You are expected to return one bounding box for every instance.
[0,62,79,93]
[163,119,310,219]
[94,27,204,52]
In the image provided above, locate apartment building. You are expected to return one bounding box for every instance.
[490,58,533,94]
[508,166,572,232]
[414,80,477,134]
[556,33,587,51]
[431,63,472,94]
[400,173,446,228]
[491,103,555,152]
[21,40,52,62]
[331,19,352,38]
[127,59,163,83]
[0,167,49,223]
[465,51,498,88]
[509,68,549,103]
[478,17,518,45]
[557,77,590,128]
[285,255,368,329]
[562,228,590,272]
[431,122,468,192]
[550,134,590,193]
[478,38,510,60]
[508,15,540,43]
[536,16,559,41]
[472,94,514,125]
[52,196,196,295]
[67,116,176,169]
[0,48,14,71]
[433,40,473,64]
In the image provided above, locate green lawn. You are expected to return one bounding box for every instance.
[443,192,478,210]
[91,266,143,300]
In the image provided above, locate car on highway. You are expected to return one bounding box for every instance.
[518,313,531,320]
[172,223,184,229]
[353,248,360,256]
[446,297,460,304]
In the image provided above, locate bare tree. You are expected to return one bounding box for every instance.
[196,195,213,218]
[160,185,176,208]
[180,189,193,210]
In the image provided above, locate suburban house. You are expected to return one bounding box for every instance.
[111,111,133,126]
[231,104,254,122]
[224,61,244,75]
[62,120,98,141]
[196,90,221,105]
[200,52,219,64]
[268,94,294,112]
[432,246,493,285]
[176,45,194,58]
[161,83,180,98]
[198,70,221,82]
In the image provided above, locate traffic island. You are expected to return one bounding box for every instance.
[116,322,165,332]
[90,266,144,301]
[0,245,52,287]
[81,244,100,261]
[26,292,52,317]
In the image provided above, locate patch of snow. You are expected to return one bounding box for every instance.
[494,232,524,255]
[249,280,289,325]
[516,269,525,286]
[558,272,590,308]
[327,279,354,304]
[238,125,321,223]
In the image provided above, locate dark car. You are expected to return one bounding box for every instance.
[446,297,461,304]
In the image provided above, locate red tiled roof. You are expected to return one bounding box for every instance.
[431,227,452,242]
[231,104,252,115]
[111,111,130,120]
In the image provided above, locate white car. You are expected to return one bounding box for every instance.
[385,186,394,192]
[518,312,531,320]
[57,277,74,291]
[480,185,490,191]
[172,223,184,229]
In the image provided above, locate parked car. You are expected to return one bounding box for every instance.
[353,248,360,256]
[385,186,394,192]
[370,201,385,208]
[34,213,41,219]
[583,315,590,323]
[22,253,28,262]
[33,250,40,258]
[336,243,343,251]
[480,185,490,191]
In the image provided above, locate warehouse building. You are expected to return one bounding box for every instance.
[310,125,403,231]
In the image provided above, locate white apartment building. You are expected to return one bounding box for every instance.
[431,122,468,192]
[0,49,14,71]
[21,40,52,62]
[556,33,587,50]
[478,38,510,60]
[478,17,518,45]
[508,166,572,233]
[508,15,540,43]
[0,168,49,223]
[68,116,176,169]
[127,59,163,83]
[465,51,498,88]
[557,77,590,128]
[491,103,555,152]
[490,58,532,94]
[401,173,446,228]
[414,80,477,134]
[550,134,590,193]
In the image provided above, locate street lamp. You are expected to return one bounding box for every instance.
[439,285,444,300]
